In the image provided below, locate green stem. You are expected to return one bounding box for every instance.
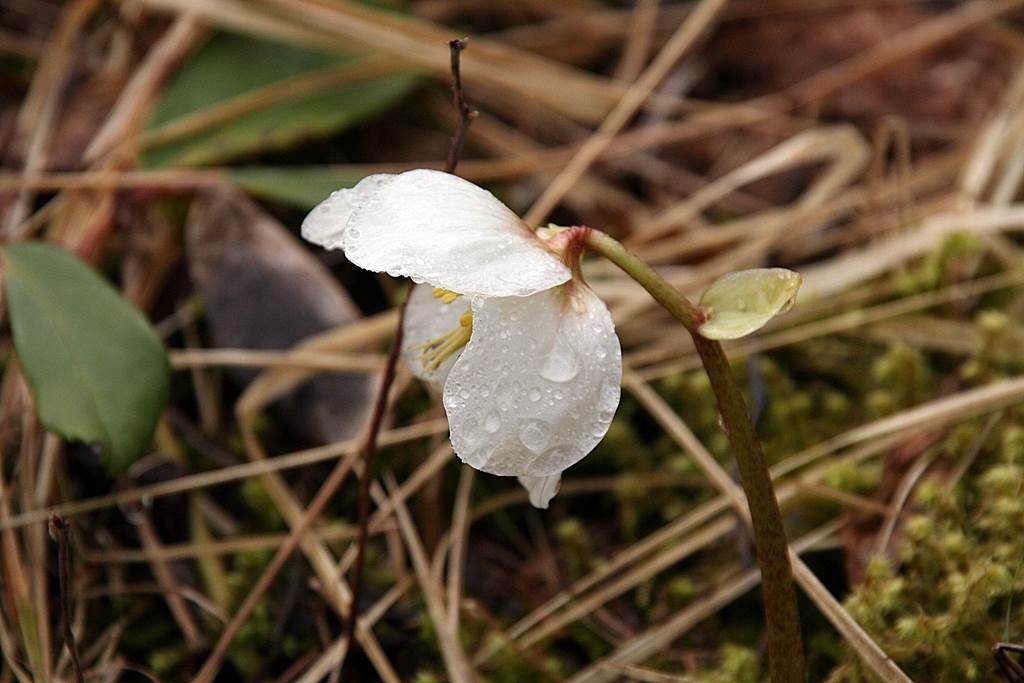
[585,229,806,683]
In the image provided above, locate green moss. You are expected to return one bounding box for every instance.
[827,425,1024,682]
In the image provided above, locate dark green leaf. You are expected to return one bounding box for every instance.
[3,243,170,474]
[143,32,418,168]
[228,166,365,209]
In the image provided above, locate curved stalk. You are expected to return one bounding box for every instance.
[585,229,806,683]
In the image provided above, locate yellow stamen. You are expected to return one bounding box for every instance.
[432,287,461,304]
[415,310,473,373]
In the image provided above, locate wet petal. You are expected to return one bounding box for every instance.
[443,285,622,477]
[518,474,562,509]
[302,169,570,297]
[401,284,470,389]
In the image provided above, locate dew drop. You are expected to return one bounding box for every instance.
[539,335,580,383]
[519,420,551,452]
[528,387,542,402]
[484,412,502,434]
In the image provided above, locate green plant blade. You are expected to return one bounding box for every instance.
[3,243,170,475]
[228,166,365,209]
[698,268,802,340]
[142,32,418,169]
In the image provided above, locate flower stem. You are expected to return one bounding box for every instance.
[584,229,806,683]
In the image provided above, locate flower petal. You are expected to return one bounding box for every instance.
[518,474,562,509]
[400,283,469,389]
[443,285,622,477]
[302,169,570,297]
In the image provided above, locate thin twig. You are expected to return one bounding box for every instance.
[48,515,84,683]
[445,38,477,175]
[190,332,402,680]
[335,296,407,680]
[338,36,477,678]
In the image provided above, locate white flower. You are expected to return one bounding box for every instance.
[302,169,622,508]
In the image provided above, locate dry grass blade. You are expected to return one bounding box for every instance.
[82,13,205,164]
[133,515,205,651]
[622,371,913,682]
[169,348,385,374]
[0,419,448,531]
[567,522,842,683]
[446,466,475,628]
[2,0,101,237]
[800,204,1024,301]
[522,0,730,226]
[385,473,476,683]
[140,55,404,150]
[783,0,1024,107]
[637,125,870,244]
[293,575,413,683]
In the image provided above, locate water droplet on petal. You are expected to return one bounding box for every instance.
[519,420,550,452]
[484,412,502,434]
[528,388,542,402]
[539,335,579,383]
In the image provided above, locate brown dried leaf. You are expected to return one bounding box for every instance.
[187,188,375,443]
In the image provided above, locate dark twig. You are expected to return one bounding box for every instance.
[191,314,405,682]
[335,296,406,680]
[49,514,84,683]
[338,38,476,679]
[995,642,1024,682]
[444,38,477,175]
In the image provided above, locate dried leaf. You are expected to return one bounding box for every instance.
[187,188,375,442]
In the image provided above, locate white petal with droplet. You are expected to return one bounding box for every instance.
[300,174,393,251]
[302,170,570,297]
[443,285,622,477]
[518,474,562,509]
[400,284,469,389]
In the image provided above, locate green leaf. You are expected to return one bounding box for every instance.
[143,32,418,168]
[698,268,802,340]
[228,166,365,209]
[2,243,170,474]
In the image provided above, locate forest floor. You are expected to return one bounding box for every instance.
[3,1,1024,681]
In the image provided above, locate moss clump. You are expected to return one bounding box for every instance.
[693,644,763,683]
[827,421,1024,682]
